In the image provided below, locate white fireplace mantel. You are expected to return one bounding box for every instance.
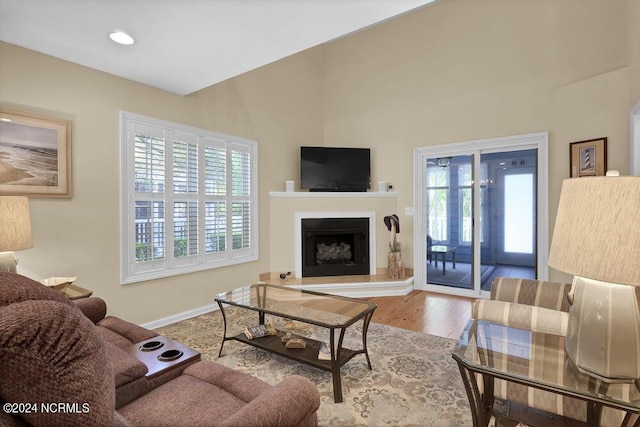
[268,190,399,285]
[269,191,399,198]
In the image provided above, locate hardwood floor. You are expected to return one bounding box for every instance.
[364,291,474,340]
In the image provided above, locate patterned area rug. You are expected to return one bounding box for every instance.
[155,307,472,426]
[427,262,495,291]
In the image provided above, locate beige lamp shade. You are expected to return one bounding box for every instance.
[0,196,33,252]
[548,176,640,286]
[549,176,640,382]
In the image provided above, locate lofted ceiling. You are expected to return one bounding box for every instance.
[0,0,436,95]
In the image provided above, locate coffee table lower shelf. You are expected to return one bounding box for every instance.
[229,332,361,370]
[222,331,368,403]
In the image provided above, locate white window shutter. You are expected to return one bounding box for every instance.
[120,112,258,284]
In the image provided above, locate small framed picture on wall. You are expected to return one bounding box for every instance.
[569,137,607,178]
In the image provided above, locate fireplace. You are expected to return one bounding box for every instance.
[301,217,370,277]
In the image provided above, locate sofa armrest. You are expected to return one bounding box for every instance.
[97,316,158,345]
[74,297,107,324]
[473,299,569,336]
[218,374,320,427]
[489,277,572,312]
[103,342,149,387]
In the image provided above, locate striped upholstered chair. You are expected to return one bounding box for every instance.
[474,277,571,336]
[473,277,637,426]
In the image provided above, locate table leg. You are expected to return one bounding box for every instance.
[217,301,228,357]
[361,311,374,370]
[442,253,446,275]
[585,401,609,426]
[330,328,343,403]
[455,361,492,427]
[452,250,456,269]
[621,411,640,426]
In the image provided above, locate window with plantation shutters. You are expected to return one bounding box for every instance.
[120,112,258,284]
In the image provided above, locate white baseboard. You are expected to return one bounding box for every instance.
[140,303,219,330]
[139,277,414,329]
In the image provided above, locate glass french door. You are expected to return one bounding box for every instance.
[425,155,474,290]
[495,167,536,267]
[415,134,547,298]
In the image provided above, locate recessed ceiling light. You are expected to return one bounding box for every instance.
[109,31,135,45]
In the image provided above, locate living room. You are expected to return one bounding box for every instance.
[2,0,638,327]
[2,1,640,424]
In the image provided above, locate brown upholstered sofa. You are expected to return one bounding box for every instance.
[73,295,183,409]
[0,272,320,426]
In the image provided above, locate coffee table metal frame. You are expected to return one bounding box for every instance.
[215,283,377,403]
[453,319,640,427]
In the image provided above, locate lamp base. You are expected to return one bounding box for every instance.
[0,251,18,273]
[566,276,640,383]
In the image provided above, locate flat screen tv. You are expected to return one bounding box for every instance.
[300,146,370,192]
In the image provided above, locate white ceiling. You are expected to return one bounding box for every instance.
[0,0,436,95]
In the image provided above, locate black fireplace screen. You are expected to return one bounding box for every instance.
[301,217,369,277]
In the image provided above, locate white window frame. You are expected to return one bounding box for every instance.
[120,111,258,284]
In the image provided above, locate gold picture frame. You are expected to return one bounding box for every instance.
[569,137,607,178]
[0,108,72,198]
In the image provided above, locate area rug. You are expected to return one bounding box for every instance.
[427,262,495,291]
[155,307,472,426]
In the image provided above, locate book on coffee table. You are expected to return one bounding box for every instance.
[244,324,277,339]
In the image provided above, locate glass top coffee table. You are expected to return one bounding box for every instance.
[453,319,640,426]
[215,283,377,403]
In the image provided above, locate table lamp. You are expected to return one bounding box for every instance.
[548,175,640,383]
[0,196,33,273]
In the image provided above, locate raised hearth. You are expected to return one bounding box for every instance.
[260,272,414,298]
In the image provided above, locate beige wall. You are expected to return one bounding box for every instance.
[550,67,630,282]
[630,0,640,105]
[0,42,324,323]
[0,0,634,322]
[322,0,629,280]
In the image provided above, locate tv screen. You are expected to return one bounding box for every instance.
[300,146,370,192]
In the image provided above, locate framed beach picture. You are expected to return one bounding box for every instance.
[0,109,72,198]
[569,137,607,178]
